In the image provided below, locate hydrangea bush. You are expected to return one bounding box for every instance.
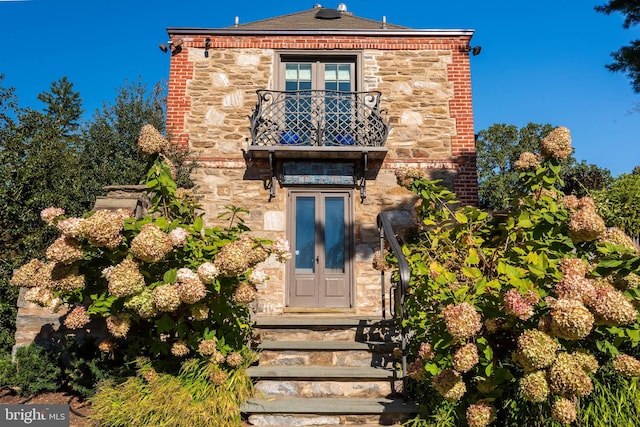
[392,127,640,425]
[11,124,290,372]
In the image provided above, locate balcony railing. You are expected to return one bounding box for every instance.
[249,90,390,148]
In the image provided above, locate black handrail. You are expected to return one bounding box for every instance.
[377,211,410,400]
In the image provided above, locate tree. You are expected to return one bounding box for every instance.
[476,122,611,210]
[0,78,86,264]
[79,79,195,205]
[592,172,640,236]
[0,76,20,353]
[476,123,553,209]
[0,77,86,353]
[596,1,640,92]
[561,160,613,198]
[79,79,166,202]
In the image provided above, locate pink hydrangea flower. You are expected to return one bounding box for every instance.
[503,289,538,320]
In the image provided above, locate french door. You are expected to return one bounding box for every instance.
[287,190,353,308]
[281,57,356,145]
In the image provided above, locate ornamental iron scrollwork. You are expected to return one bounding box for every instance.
[249,90,390,148]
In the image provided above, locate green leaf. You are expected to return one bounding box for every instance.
[462,266,483,280]
[627,329,640,344]
[598,259,625,268]
[424,362,439,375]
[595,339,619,357]
[155,314,175,334]
[493,367,512,385]
[163,269,177,284]
[455,212,468,224]
[484,362,494,377]
[483,344,494,360]
[193,216,204,233]
[154,217,169,229]
[549,163,561,174]
[453,286,470,300]
[465,248,480,265]
[87,293,117,315]
[528,264,546,278]
[475,278,487,295]
[517,219,533,228]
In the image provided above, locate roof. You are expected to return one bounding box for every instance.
[166,5,474,37]
[231,6,407,31]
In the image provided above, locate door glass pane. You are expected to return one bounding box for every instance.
[337,64,351,84]
[285,65,298,81]
[299,65,312,82]
[324,63,353,145]
[295,197,315,273]
[324,64,351,91]
[324,64,337,83]
[324,197,345,273]
[284,63,313,144]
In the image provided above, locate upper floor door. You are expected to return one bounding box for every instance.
[280,56,357,145]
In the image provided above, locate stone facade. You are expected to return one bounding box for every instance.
[165,10,478,317]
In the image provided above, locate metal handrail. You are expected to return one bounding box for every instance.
[249,89,390,147]
[377,211,410,400]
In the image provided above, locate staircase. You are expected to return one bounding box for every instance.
[241,315,418,426]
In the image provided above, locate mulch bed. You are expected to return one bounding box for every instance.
[0,388,93,426]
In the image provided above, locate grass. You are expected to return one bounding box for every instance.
[89,354,255,427]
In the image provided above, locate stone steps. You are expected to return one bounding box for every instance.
[254,379,395,399]
[247,365,396,379]
[254,318,398,343]
[242,316,416,426]
[256,341,396,368]
[242,397,418,426]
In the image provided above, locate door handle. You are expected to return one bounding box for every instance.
[316,256,319,264]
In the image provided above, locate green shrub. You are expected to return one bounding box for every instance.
[9,125,288,422]
[0,276,18,354]
[57,336,129,398]
[392,127,640,426]
[1,344,61,396]
[10,125,289,368]
[0,352,15,388]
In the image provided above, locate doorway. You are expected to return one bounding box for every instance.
[287,190,353,308]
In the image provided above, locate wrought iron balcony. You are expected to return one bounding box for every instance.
[249,90,390,148]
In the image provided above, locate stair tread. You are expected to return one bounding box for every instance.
[241,397,418,414]
[247,365,397,379]
[257,340,396,351]
[255,316,394,328]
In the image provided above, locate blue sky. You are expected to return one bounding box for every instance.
[2,0,639,176]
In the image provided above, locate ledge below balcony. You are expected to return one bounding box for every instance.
[247,145,388,161]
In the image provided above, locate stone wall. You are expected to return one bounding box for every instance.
[165,33,478,315]
[173,42,468,169]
